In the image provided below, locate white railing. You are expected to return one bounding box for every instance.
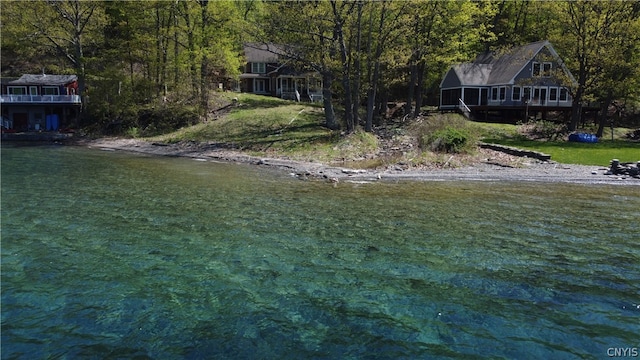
[0,95,81,104]
[458,98,471,119]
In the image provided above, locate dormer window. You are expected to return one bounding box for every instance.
[533,62,552,77]
[252,62,266,74]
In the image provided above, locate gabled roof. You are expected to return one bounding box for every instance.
[9,74,77,86]
[443,40,575,87]
[243,43,285,63]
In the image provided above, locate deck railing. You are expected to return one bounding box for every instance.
[0,95,81,104]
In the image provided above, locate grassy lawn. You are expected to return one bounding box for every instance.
[475,121,640,166]
[149,94,638,167]
[483,138,639,166]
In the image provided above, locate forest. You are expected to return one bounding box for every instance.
[2,0,639,135]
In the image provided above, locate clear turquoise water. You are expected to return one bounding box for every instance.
[1,144,639,359]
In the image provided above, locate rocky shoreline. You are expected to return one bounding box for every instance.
[80,138,639,186]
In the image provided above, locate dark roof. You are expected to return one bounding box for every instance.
[9,74,78,86]
[243,43,285,63]
[446,40,575,87]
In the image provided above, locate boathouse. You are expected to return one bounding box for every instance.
[1,73,81,132]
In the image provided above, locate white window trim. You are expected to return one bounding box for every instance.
[42,86,60,95]
[254,79,267,93]
[532,61,553,77]
[8,86,27,95]
[29,86,38,95]
[252,62,266,74]
[542,62,552,77]
[559,88,569,102]
[512,86,522,102]
[549,87,558,102]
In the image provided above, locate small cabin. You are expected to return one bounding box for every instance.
[239,43,323,102]
[1,73,81,132]
[440,41,577,121]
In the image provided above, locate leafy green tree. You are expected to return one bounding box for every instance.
[1,0,107,96]
[258,1,342,130]
[550,0,640,131]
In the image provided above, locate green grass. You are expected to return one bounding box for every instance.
[149,96,638,167]
[153,94,348,162]
[482,138,639,166]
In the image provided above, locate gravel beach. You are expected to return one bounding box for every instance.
[82,138,639,186]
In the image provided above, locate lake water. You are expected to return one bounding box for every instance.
[2,144,639,359]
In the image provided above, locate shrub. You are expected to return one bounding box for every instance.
[413,113,477,154]
[426,126,470,153]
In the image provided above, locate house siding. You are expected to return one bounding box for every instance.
[440,41,575,111]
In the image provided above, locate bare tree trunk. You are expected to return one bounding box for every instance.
[199,0,210,116]
[596,91,613,138]
[351,2,363,128]
[413,60,425,118]
[405,62,416,118]
[322,71,337,130]
[331,1,354,132]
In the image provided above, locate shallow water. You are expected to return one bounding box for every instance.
[2,144,639,359]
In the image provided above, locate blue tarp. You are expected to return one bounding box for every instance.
[568,133,597,143]
[45,114,59,131]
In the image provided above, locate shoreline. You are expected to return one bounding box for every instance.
[79,137,639,186]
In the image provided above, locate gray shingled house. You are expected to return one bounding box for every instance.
[440,40,577,121]
[239,43,323,102]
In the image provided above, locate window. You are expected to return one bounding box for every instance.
[532,62,541,76]
[499,87,506,101]
[523,87,531,102]
[251,62,266,74]
[254,79,266,93]
[42,86,59,95]
[533,61,552,77]
[491,87,498,101]
[549,88,558,101]
[29,86,38,95]
[559,88,568,102]
[8,86,27,95]
[512,86,522,101]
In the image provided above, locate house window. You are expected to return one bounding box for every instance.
[8,86,27,95]
[512,86,521,101]
[252,62,266,74]
[549,88,558,101]
[532,62,541,76]
[29,86,38,95]
[491,87,498,101]
[559,88,568,102]
[533,62,552,77]
[523,87,531,102]
[254,79,266,93]
[499,87,506,101]
[42,86,59,95]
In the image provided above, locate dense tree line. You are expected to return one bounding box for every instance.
[2,0,639,134]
